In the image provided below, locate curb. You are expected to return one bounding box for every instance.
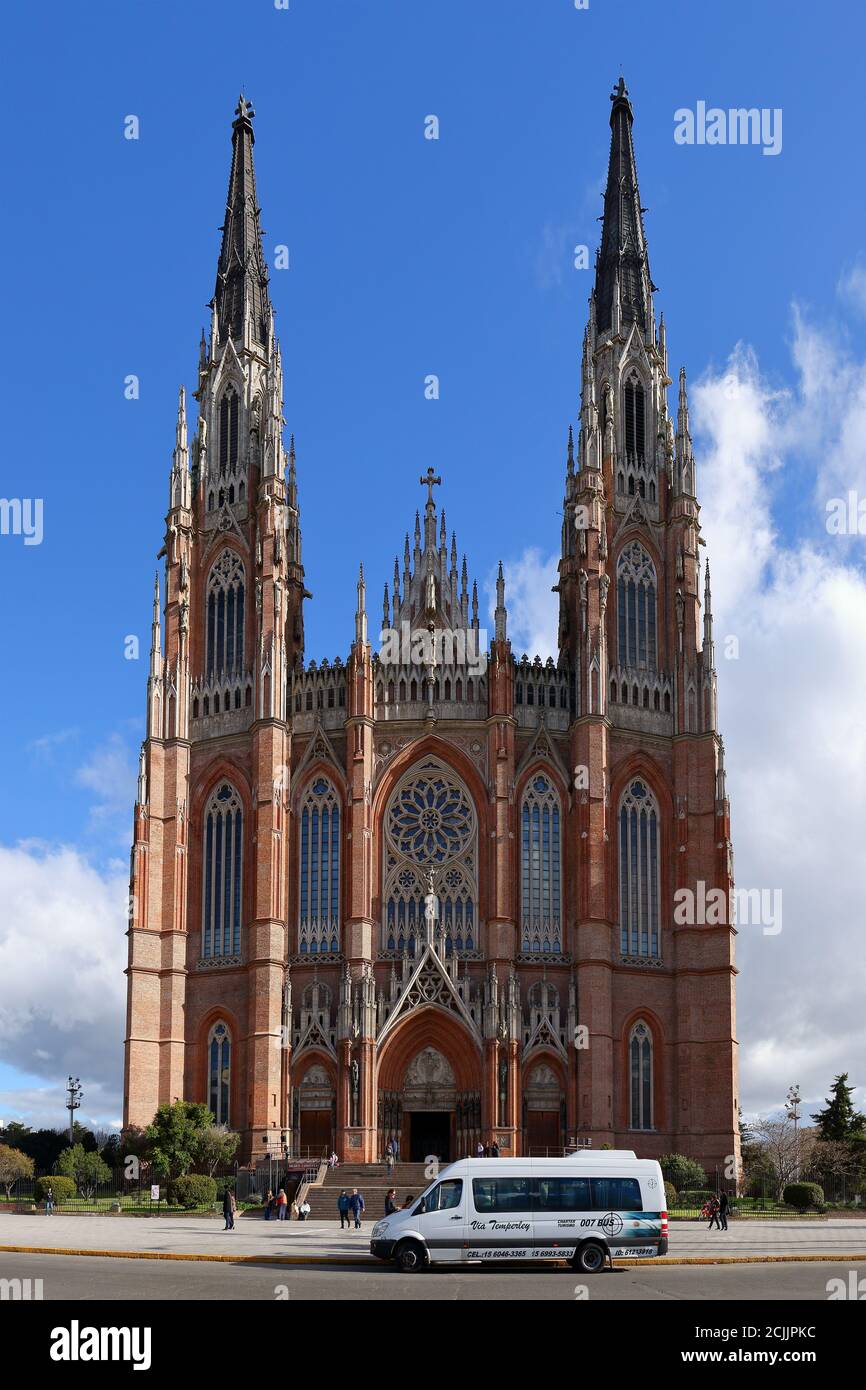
[3,1244,866,1269]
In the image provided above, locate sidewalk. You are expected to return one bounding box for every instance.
[2,1214,866,1267]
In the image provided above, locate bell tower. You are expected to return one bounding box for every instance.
[124,96,306,1152]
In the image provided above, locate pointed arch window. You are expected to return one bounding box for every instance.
[208,1021,231,1125]
[629,1019,653,1129]
[299,777,341,954]
[219,388,239,474]
[619,780,660,958]
[382,758,477,957]
[203,782,243,958]
[617,541,657,669]
[206,549,245,678]
[520,773,562,953]
[624,377,645,460]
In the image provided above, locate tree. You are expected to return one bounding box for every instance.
[195,1125,240,1177]
[0,1144,34,1199]
[751,1117,816,1200]
[812,1074,866,1143]
[145,1101,214,1180]
[56,1144,111,1199]
[0,1122,32,1150]
[659,1153,707,1193]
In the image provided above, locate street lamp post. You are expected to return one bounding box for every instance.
[786,1084,802,1181]
[66,1076,83,1144]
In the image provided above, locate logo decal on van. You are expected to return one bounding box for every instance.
[597,1212,624,1238]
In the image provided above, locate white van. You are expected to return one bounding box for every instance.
[370,1151,667,1273]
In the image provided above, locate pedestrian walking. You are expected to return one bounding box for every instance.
[384,1187,398,1216]
[337,1189,351,1228]
[276,1187,288,1221]
[45,1184,55,1215]
[706,1195,721,1231]
[290,1199,299,1220]
[718,1191,729,1231]
[264,1187,274,1220]
[490,1140,500,1158]
[349,1188,365,1229]
[476,1142,484,1158]
[223,1185,237,1231]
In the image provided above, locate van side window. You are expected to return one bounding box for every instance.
[425,1180,463,1212]
[472,1178,531,1213]
[589,1177,643,1211]
[533,1177,591,1212]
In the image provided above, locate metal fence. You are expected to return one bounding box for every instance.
[0,1164,289,1215]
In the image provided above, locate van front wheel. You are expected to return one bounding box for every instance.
[394,1240,427,1273]
[573,1241,607,1274]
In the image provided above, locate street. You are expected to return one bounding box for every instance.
[1,1252,860,1300]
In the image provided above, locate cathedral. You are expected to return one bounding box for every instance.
[123,82,740,1175]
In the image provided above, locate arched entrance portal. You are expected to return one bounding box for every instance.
[523,1061,565,1155]
[377,1017,483,1162]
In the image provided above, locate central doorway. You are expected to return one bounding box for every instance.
[408,1110,451,1162]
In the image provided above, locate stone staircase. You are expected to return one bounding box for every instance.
[305,1162,432,1222]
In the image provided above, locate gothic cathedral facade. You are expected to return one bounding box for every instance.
[124,84,740,1174]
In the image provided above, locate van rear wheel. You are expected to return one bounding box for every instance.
[394,1240,427,1273]
[573,1241,607,1274]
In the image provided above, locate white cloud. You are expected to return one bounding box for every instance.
[491,547,559,659]
[500,316,866,1120]
[0,843,127,1128]
[74,733,138,842]
[837,262,866,318]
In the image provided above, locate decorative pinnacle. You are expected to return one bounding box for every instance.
[234,93,255,123]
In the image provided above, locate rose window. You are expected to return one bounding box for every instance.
[383,758,478,957]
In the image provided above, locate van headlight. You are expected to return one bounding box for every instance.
[371,1222,385,1238]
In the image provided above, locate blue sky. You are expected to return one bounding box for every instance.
[2,0,866,1131]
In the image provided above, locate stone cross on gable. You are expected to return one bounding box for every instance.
[419,467,442,507]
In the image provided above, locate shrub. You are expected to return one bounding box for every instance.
[167,1174,217,1208]
[663,1181,678,1209]
[782,1182,824,1211]
[35,1176,76,1204]
[677,1189,716,1207]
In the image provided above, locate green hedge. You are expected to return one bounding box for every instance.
[34,1176,76,1204]
[677,1189,716,1206]
[782,1182,824,1210]
[167,1174,218,1208]
[664,1181,678,1209]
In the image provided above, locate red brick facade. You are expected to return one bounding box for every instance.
[123,87,740,1179]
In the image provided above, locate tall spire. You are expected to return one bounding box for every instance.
[355,563,368,647]
[213,95,271,347]
[594,77,654,335]
[494,561,508,642]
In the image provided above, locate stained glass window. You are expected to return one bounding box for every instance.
[382,759,477,956]
[617,542,657,669]
[206,548,245,678]
[520,774,562,953]
[208,1021,231,1125]
[619,780,660,957]
[203,782,243,958]
[299,777,341,954]
[629,1020,653,1129]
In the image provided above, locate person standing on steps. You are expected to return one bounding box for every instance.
[385,1188,398,1216]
